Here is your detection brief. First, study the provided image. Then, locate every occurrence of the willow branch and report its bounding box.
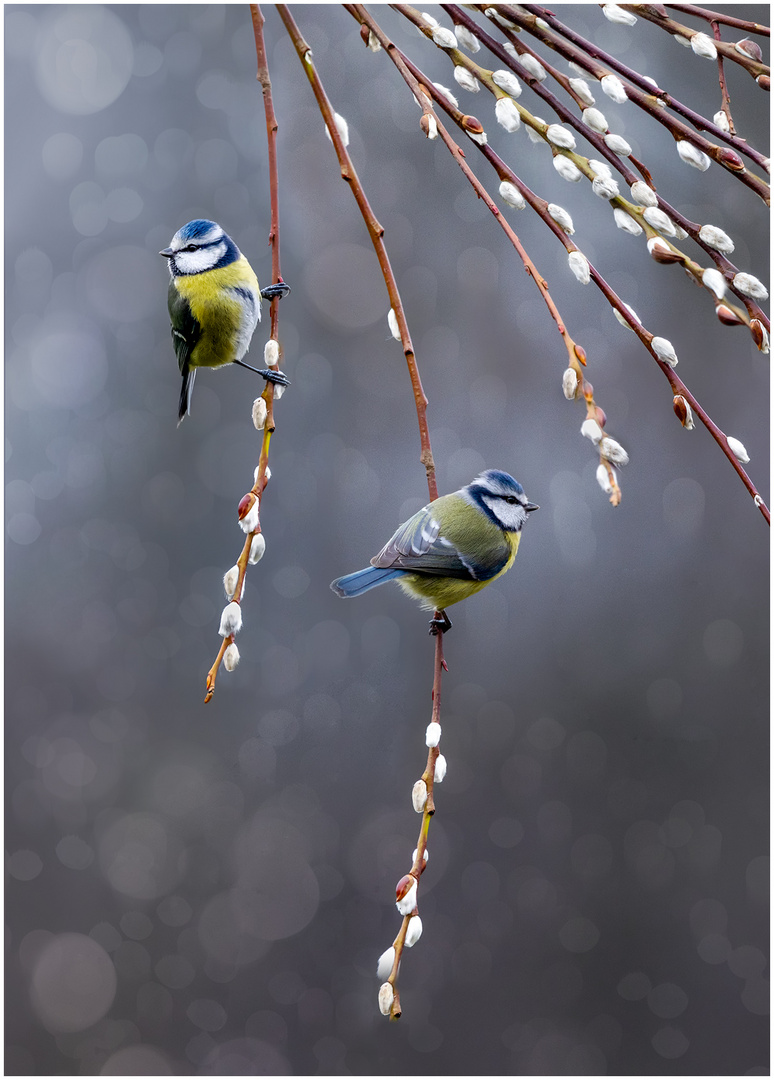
[442,5,769,327]
[624,4,770,82]
[204,3,287,703]
[666,4,770,35]
[510,4,771,189]
[277,4,437,499]
[382,9,769,522]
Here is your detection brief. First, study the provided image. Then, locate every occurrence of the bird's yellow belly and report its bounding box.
[397,532,521,610]
[175,258,257,369]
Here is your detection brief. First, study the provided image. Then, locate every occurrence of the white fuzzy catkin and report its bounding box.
[643,206,676,236]
[569,77,595,106]
[582,107,608,133]
[218,601,242,637]
[496,97,521,132]
[223,642,240,671]
[412,779,428,813]
[492,69,522,97]
[548,203,575,234]
[252,397,267,430]
[376,947,395,981]
[581,418,603,443]
[526,119,546,144]
[648,237,674,260]
[223,565,240,599]
[433,82,459,109]
[604,133,632,156]
[600,436,629,465]
[388,308,400,340]
[499,180,526,209]
[702,267,727,299]
[248,533,266,564]
[614,208,643,236]
[264,339,280,367]
[713,109,731,132]
[602,4,637,25]
[453,65,480,92]
[454,23,480,52]
[378,983,394,1016]
[601,74,627,103]
[726,436,750,463]
[554,156,582,182]
[691,32,718,59]
[518,53,547,81]
[733,273,768,300]
[674,34,691,47]
[563,367,579,398]
[325,113,349,147]
[425,722,441,747]
[405,915,423,947]
[614,302,641,330]
[546,124,576,149]
[592,174,620,200]
[467,130,487,146]
[239,499,260,535]
[588,159,613,179]
[699,225,734,253]
[596,463,615,495]
[677,140,711,171]
[432,25,457,49]
[396,878,418,915]
[568,251,590,284]
[651,336,678,366]
[434,754,447,782]
[630,180,658,207]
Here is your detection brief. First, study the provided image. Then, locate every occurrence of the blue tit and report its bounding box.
[160,219,290,423]
[331,469,538,633]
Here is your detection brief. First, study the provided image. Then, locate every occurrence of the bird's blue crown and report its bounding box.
[179,219,221,241]
[471,469,525,497]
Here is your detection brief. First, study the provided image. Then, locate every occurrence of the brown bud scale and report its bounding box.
[238,492,257,521]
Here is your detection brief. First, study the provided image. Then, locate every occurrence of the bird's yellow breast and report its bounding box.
[398,530,521,610]
[174,257,260,369]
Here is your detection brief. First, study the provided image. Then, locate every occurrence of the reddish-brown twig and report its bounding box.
[205,4,288,702]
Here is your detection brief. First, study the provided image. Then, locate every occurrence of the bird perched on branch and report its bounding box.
[160,219,290,423]
[331,469,538,633]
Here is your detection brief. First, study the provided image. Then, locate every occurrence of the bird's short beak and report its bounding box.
[525,502,540,512]
[159,247,173,258]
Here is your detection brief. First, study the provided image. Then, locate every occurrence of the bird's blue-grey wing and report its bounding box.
[168,282,200,375]
[168,283,201,422]
[370,505,478,579]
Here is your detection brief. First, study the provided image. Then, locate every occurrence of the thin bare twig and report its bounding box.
[205,3,287,702]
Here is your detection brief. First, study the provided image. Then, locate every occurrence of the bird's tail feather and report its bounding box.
[178,366,196,425]
[330,566,403,598]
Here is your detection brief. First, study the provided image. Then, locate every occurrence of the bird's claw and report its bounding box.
[258,367,290,387]
[261,281,291,302]
[428,610,452,635]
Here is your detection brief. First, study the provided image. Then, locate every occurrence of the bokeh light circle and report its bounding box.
[29,932,117,1033]
[34,7,133,115]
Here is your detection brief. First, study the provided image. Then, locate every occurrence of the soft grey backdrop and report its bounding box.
[5,4,769,1075]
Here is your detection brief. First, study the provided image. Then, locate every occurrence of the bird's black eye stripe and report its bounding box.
[503,495,518,504]
[184,244,198,252]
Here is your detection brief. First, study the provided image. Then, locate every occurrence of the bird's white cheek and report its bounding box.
[173,241,225,275]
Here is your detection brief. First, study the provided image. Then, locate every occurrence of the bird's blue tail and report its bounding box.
[330,566,404,598]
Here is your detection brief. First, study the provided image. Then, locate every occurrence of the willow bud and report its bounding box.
[726,436,750,463]
[673,395,694,429]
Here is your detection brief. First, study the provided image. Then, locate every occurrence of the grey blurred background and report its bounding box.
[5,4,769,1075]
